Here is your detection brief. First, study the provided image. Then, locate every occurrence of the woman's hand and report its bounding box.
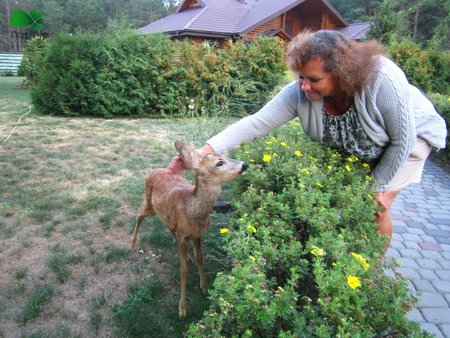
[374,191,399,216]
[167,155,187,174]
[375,192,388,217]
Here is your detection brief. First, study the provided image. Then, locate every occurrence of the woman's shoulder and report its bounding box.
[276,80,302,100]
[366,56,409,92]
[375,56,407,80]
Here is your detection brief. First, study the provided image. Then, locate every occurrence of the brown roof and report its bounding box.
[138,0,349,38]
[337,22,370,40]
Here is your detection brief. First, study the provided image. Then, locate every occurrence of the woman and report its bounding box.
[169,30,447,246]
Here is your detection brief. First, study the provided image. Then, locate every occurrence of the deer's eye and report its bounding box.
[216,160,224,167]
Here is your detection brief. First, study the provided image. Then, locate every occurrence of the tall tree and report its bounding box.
[368,0,449,48]
[329,0,383,22]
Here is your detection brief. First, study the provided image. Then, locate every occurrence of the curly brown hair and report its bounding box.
[287,30,385,95]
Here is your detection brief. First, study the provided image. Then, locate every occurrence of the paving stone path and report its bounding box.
[386,160,450,337]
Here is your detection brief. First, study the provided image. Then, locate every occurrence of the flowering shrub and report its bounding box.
[388,39,449,94]
[188,121,427,337]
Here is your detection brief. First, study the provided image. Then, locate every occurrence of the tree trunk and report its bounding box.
[364,0,372,17]
[412,7,420,41]
[5,0,12,51]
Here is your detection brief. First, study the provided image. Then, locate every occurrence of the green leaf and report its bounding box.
[9,10,33,28]
[30,10,44,30]
[32,23,43,31]
[29,9,44,22]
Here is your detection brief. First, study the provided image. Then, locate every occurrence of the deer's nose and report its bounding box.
[240,163,248,174]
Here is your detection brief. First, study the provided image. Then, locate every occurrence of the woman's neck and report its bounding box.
[323,95,354,116]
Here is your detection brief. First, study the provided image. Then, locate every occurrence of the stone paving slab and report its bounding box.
[387,160,450,337]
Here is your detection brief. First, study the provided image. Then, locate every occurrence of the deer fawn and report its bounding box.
[130,141,247,319]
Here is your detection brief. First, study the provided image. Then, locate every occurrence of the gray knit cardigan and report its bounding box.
[207,57,447,191]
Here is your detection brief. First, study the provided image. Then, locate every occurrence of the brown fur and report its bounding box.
[130,141,247,319]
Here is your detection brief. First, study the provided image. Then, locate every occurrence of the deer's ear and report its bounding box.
[174,141,201,169]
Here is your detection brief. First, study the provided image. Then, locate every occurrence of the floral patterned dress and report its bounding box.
[322,105,385,162]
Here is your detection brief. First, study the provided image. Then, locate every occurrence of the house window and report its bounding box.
[285,21,293,35]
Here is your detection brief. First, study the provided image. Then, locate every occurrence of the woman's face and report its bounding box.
[297,57,339,101]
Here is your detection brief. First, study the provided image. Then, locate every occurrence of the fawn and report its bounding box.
[130,141,248,319]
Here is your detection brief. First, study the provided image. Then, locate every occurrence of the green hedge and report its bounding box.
[388,39,449,94]
[188,121,427,337]
[18,37,49,83]
[426,92,450,166]
[30,30,286,117]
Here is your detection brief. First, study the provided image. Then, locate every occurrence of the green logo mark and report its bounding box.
[9,9,44,31]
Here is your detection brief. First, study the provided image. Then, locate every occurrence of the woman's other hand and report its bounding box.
[167,155,187,174]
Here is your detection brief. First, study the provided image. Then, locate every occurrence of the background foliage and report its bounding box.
[17,36,48,83]
[29,30,286,117]
[330,0,450,50]
[0,0,180,52]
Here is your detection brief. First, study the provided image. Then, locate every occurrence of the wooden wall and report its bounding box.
[243,16,283,41]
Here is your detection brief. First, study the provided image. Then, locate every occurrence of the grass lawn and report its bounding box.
[0,76,236,337]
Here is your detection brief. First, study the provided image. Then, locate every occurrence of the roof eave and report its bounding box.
[166,30,239,40]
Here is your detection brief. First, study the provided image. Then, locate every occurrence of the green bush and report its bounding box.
[31,31,186,117]
[427,92,450,166]
[31,30,286,117]
[188,121,427,337]
[31,32,107,116]
[388,39,450,94]
[18,37,49,84]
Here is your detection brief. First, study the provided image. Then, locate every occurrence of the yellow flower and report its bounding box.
[249,255,255,261]
[362,163,370,168]
[263,154,272,162]
[316,182,324,189]
[300,168,310,175]
[347,275,361,289]
[351,252,363,260]
[347,155,359,163]
[280,141,288,147]
[351,252,370,270]
[327,165,333,171]
[345,165,352,172]
[219,228,229,234]
[361,260,369,270]
[247,225,257,233]
[310,245,325,257]
[294,150,303,157]
[365,175,373,181]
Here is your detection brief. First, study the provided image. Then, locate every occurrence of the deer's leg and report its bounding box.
[193,237,207,294]
[177,236,188,319]
[130,199,154,249]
